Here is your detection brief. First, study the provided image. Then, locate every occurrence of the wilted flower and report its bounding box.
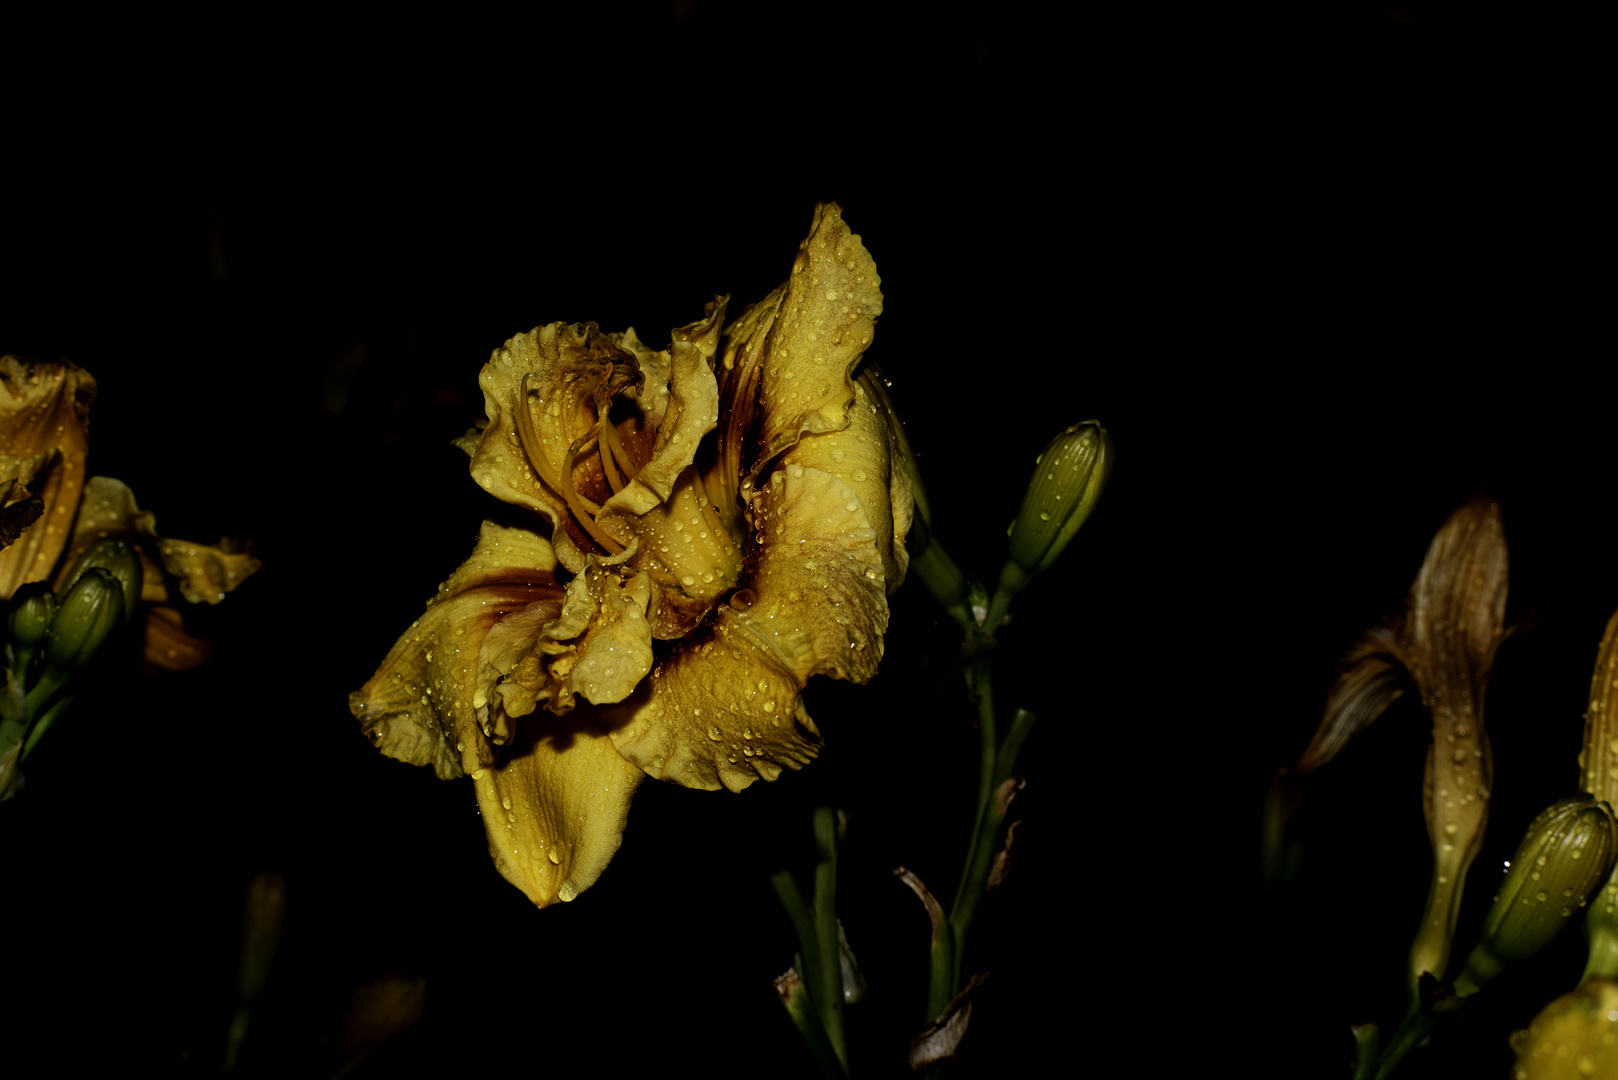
[1291,497,1508,988]
[351,204,912,907]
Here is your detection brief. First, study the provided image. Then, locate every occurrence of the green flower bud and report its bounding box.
[43,568,124,673]
[1005,421,1112,579]
[61,538,142,626]
[7,582,58,647]
[1455,795,1618,996]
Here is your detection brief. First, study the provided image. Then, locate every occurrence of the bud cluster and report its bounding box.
[1,539,140,797]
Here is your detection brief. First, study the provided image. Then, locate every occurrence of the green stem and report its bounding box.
[1350,1024,1380,1080]
[771,870,829,1018]
[774,969,847,1080]
[949,658,997,970]
[1373,1011,1438,1080]
[20,693,74,761]
[224,1004,250,1072]
[812,807,847,1071]
[23,667,66,717]
[925,910,957,1027]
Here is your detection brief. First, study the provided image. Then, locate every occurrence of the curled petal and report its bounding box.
[1295,629,1408,775]
[0,357,95,600]
[472,711,645,907]
[605,609,823,792]
[349,522,566,779]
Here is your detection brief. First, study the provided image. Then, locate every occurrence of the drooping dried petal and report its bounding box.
[0,357,96,600]
[1295,629,1409,775]
[908,972,990,1070]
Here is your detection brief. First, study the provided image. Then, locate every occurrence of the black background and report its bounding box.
[1,3,1604,1077]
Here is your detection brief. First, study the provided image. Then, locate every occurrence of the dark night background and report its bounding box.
[1,3,1603,1077]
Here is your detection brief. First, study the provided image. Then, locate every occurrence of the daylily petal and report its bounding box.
[604,606,822,792]
[58,475,262,605]
[598,300,743,618]
[467,322,642,573]
[720,203,883,497]
[471,711,645,907]
[349,522,567,779]
[0,356,96,600]
[489,559,655,720]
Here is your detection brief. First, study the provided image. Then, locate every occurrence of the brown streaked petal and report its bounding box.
[471,710,645,907]
[0,357,96,600]
[1582,606,1618,806]
[468,322,641,573]
[724,203,883,493]
[712,285,778,535]
[603,608,823,792]
[349,522,566,780]
[1295,629,1409,775]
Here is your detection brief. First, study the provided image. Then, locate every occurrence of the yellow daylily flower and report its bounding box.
[0,355,262,667]
[350,203,912,907]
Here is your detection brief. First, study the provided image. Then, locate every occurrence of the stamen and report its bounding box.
[601,414,640,484]
[598,407,625,495]
[560,428,623,554]
[698,482,733,553]
[511,380,565,495]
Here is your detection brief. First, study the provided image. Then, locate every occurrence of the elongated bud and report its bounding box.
[6,582,58,647]
[61,538,142,626]
[1454,795,1618,995]
[1004,421,1112,582]
[43,568,124,672]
